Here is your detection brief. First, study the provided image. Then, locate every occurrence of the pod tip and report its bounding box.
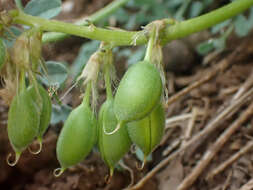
[104,173,113,184]
[130,144,137,154]
[53,168,65,177]
[28,139,42,155]
[104,168,114,184]
[136,157,146,171]
[103,121,123,135]
[109,167,114,178]
[7,152,21,166]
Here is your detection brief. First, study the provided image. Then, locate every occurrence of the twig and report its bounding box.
[166,109,204,130]
[233,69,253,100]
[162,138,181,156]
[222,170,233,190]
[177,44,248,157]
[239,178,253,190]
[166,39,248,109]
[119,161,135,190]
[165,70,217,108]
[184,107,200,140]
[130,86,253,190]
[177,102,253,190]
[165,113,192,129]
[165,54,232,109]
[207,140,253,180]
[160,127,177,145]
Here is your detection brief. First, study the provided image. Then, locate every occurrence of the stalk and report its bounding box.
[82,82,92,106]
[42,0,130,43]
[10,0,253,46]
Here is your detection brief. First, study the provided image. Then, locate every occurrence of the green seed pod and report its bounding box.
[36,86,51,141]
[114,61,162,124]
[127,103,165,165]
[28,28,42,71]
[12,32,30,69]
[7,88,40,166]
[28,84,52,154]
[98,99,131,177]
[55,102,97,176]
[0,38,6,71]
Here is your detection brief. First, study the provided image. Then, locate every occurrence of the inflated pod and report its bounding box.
[55,102,97,176]
[98,99,131,176]
[28,84,52,153]
[7,88,40,165]
[36,86,52,141]
[114,61,162,124]
[127,103,165,163]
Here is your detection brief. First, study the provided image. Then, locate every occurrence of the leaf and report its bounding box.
[71,41,100,78]
[211,19,231,34]
[196,39,214,55]
[111,8,129,23]
[203,0,214,7]
[127,46,145,65]
[40,61,68,87]
[234,15,250,37]
[124,15,137,30]
[2,26,22,47]
[189,1,204,18]
[0,38,6,71]
[249,7,253,27]
[24,0,61,19]
[213,37,226,51]
[117,46,145,66]
[166,0,185,8]
[135,147,152,162]
[51,104,72,125]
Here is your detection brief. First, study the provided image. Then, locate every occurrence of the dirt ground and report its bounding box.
[1,0,253,190]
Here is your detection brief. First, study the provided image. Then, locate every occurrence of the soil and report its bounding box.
[1,0,253,190]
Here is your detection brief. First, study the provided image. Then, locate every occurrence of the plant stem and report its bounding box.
[162,0,253,44]
[144,27,156,62]
[42,0,130,43]
[11,0,253,46]
[12,10,138,46]
[82,82,92,105]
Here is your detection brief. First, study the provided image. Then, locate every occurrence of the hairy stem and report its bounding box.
[10,0,253,46]
[12,10,137,46]
[82,82,92,105]
[42,0,130,43]
[144,27,156,62]
[162,0,253,44]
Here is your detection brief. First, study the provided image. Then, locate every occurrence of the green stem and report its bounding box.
[144,27,156,62]
[12,10,137,46]
[162,0,253,44]
[42,0,130,43]
[174,0,191,20]
[82,82,92,105]
[10,0,253,46]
